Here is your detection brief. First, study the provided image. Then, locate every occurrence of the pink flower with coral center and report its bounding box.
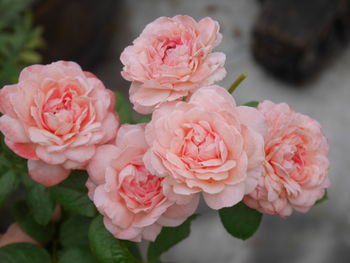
[244,101,330,217]
[87,124,199,242]
[120,15,226,114]
[144,85,267,210]
[119,164,166,213]
[0,61,119,186]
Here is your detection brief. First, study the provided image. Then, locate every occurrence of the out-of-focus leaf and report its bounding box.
[59,247,97,263]
[0,243,51,263]
[0,170,20,206]
[114,91,133,124]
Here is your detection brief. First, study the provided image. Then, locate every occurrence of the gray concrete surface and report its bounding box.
[95,0,350,262]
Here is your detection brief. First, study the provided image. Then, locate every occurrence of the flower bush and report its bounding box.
[0,15,330,263]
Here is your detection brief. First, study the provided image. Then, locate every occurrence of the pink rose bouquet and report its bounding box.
[0,14,330,263]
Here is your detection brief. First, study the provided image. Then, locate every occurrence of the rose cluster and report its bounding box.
[0,15,330,242]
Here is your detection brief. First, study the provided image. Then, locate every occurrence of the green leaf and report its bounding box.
[26,182,55,225]
[50,171,96,217]
[89,216,137,263]
[18,50,41,64]
[12,201,54,243]
[59,247,97,263]
[123,241,142,261]
[134,115,151,124]
[219,202,262,240]
[243,101,259,107]
[0,170,19,206]
[114,91,133,124]
[147,214,198,262]
[316,190,328,205]
[0,243,51,263]
[60,215,92,248]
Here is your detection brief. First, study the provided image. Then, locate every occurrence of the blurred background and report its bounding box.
[1,0,350,262]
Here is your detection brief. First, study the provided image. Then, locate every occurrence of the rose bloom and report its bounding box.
[144,86,266,210]
[0,61,119,186]
[86,124,199,242]
[0,223,38,247]
[120,15,226,114]
[244,101,330,218]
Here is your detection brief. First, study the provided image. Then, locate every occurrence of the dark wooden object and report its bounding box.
[32,0,118,71]
[253,0,350,83]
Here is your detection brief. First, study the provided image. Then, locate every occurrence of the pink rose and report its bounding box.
[244,101,330,218]
[0,61,119,186]
[0,223,38,247]
[86,124,199,242]
[120,15,226,114]
[144,86,266,210]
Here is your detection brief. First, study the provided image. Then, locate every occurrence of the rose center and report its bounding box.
[180,122,226,169]
[161,39,184,64]
[119,165,165,212]
[41,88,89,136]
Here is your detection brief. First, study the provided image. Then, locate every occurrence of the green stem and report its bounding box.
[228,73,247,94]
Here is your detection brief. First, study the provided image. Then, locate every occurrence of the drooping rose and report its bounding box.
[0,61,119,186]
[86,124,199,242]
[143,86,266,210]
[0,223,38,247]
[120,15,226,114]
[244,101,330,218]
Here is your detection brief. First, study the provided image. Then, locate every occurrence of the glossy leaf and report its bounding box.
[12,201,54,243]
[49,171,96,217]
[60,215,91,248]
[26,182,55,225]
[59,247,97,263]
[219,202,262,240]
[89,216,137,263]
[0,243,51,263]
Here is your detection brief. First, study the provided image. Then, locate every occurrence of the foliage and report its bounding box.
[0,0,43,87]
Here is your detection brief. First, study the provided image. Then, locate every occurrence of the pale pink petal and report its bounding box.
[237,106,267,137]
[64,146,96,163]
[36,146,66,165]
[142,223,162,242]
[28,160,70,187]
[100,112,120,144]
[203,183,245,209]
[87,145,120,185]
[0,85,18,118]
[0,115,29,143]
[5,139,38,160]
[159,194,199,226]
